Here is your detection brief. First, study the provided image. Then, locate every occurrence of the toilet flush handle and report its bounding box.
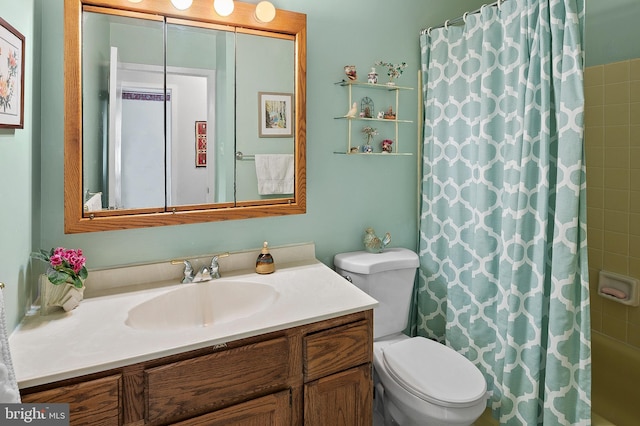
[341,275,353,283]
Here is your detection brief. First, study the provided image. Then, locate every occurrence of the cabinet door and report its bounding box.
[20,374,122,426]
[173,389,291,426]
[304,365,372,426]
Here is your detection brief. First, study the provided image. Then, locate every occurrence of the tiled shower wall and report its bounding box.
[584,59,640,348]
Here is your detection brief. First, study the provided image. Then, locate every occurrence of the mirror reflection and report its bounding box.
[81,9,294,212]
[235,32,294,202]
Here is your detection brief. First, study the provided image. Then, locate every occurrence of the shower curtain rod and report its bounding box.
[420,0,509,35]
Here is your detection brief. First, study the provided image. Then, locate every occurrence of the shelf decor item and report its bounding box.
[383,106,396,120]
[361,97,374,118]
[32,247,88,314]
[361,125,378,153]
[367,67,378,84]
[344,65,357,81]
[344,102,358,118]
[381,139,393,153]
[375,61,407,86]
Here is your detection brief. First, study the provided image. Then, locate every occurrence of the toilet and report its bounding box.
[334,248,487,426]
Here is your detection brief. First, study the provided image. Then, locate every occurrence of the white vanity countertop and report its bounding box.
[9,258,378,388]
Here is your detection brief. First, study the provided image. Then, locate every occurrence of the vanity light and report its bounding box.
[214,0,235,17]
[255,1,276,23]
[128,0,143,3]
[170,0,193,10]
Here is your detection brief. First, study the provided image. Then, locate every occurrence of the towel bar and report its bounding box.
[236,151,255,160]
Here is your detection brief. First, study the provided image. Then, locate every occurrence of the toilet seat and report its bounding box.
[382,337,487,408]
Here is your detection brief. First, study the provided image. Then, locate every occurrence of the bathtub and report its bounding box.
[473,330,639,426]
[592,331,640,426]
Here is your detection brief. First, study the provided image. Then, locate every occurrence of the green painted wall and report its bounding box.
[585,0,640,66]
[0,0,35,332]
[3,0,488,332]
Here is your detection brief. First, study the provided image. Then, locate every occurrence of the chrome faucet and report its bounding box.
[194,265,213,282]
[172,253,229,283]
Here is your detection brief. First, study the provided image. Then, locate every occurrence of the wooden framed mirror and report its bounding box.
[64,0,306,233]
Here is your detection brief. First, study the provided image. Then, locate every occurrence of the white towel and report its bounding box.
[255,154,294,195]
[84,192,103,212]
[0,290,20,402]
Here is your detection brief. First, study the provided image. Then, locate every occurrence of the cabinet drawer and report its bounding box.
[172,389,291,426]
[304,320,372,382]
[21,374,122,426]
[145,336,291,424]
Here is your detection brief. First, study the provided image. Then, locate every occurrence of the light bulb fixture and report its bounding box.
[214,0,235,17]
[170,0,193,10]
[255,1,276,23]
[128,0,143,3]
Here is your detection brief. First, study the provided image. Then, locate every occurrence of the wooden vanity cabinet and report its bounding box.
[19,310,373,425]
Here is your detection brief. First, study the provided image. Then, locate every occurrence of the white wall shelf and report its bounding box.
[333,81,414,155]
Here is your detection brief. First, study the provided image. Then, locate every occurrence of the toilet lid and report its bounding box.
[382,337,487,407]
[334,248,419,274]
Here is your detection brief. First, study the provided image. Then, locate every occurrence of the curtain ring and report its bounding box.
[497,0,503,10]
[480,4,487,13]
[444,19,450,29]
[463,12,469,23]
[427,27,432,36]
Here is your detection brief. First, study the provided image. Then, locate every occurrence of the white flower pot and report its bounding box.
[39,274,85,315]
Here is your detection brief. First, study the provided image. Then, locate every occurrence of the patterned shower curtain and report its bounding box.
[415,0,590,424]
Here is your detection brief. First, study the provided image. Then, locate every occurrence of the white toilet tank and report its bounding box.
[334,248,419,339]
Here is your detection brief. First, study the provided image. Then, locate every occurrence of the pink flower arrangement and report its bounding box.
[32,247,88,288]
[381,139,394,153]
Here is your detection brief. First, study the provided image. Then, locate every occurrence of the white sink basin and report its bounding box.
[125,281,278,330]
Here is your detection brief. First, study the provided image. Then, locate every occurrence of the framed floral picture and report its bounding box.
[0,17,24,129]
[258,92,293,137]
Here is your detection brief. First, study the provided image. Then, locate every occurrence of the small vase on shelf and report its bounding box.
[375,61,408,87]
[367,67,378,84]
[344,65,357,81]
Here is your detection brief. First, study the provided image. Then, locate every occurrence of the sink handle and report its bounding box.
[171,259,194,283]
[210,252,229,279]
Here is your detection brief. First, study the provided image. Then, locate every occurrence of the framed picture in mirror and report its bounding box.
[195,121,207,167]
[0,16,24,129]
[259,92,293,137]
